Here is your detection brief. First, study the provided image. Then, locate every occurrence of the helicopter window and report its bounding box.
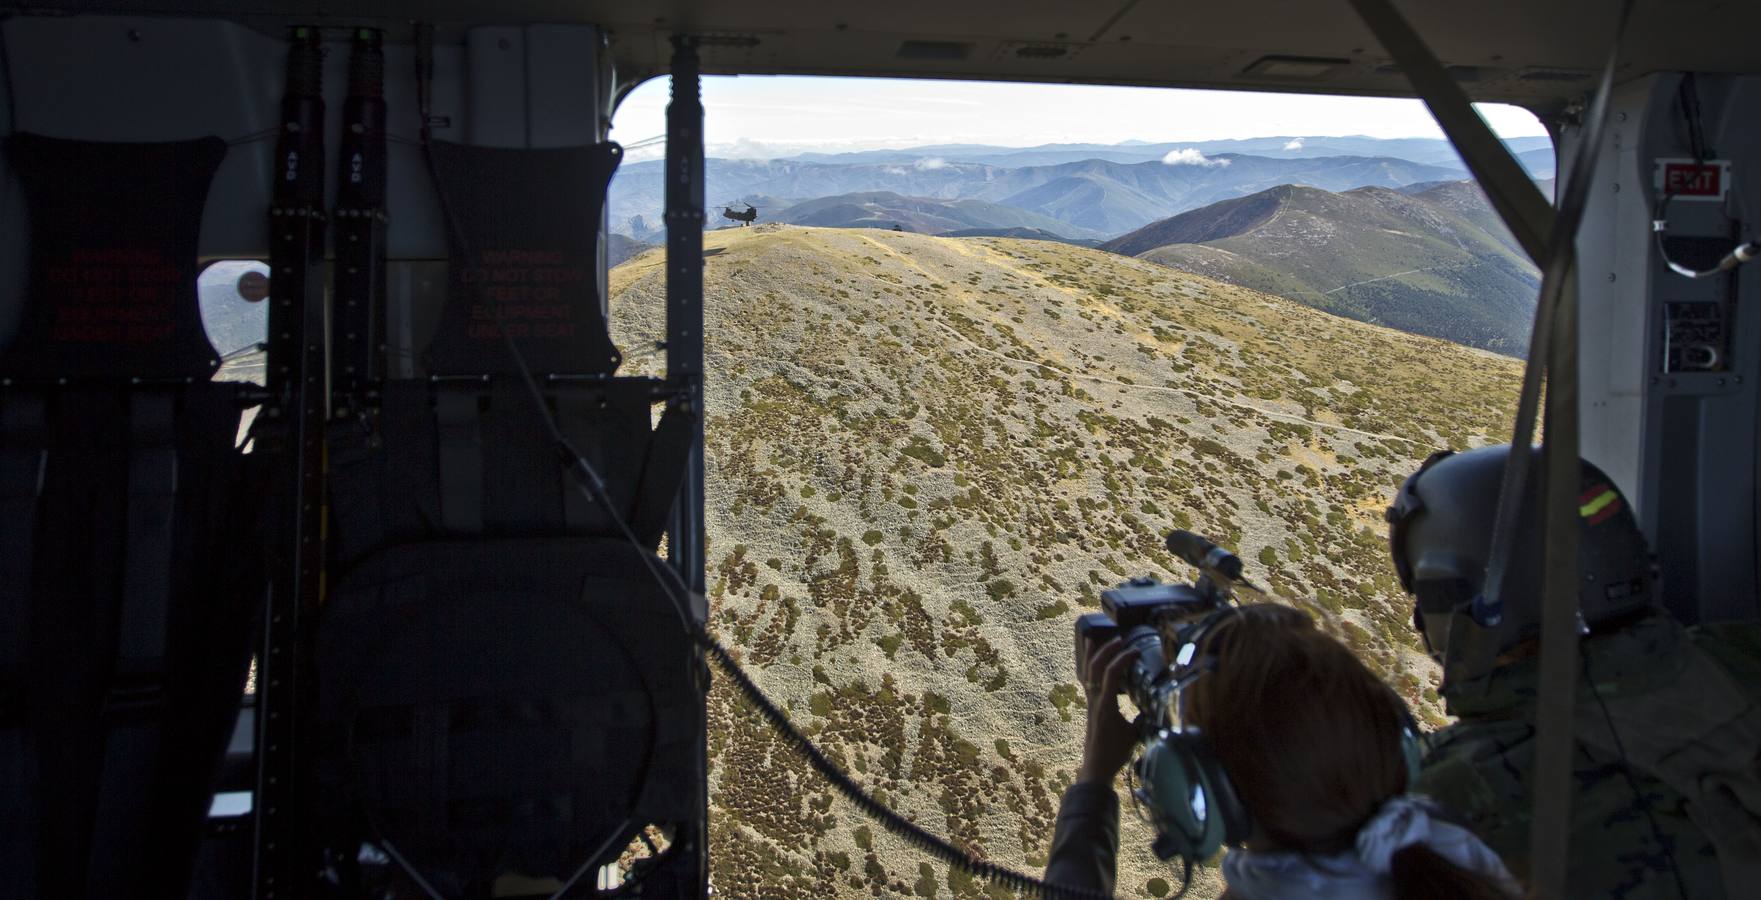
[197,258,270,385]
[608,73,1548,893]
[207,791,253,819]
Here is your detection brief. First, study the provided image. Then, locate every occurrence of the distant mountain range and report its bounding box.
[1101,181,1539,354]
[610,136,1553,242]
[781,135,1553,170]
[608,136,1551,355]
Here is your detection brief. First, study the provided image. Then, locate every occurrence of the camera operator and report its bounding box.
[1389,445,1761,898]
[1046,602,1517,898]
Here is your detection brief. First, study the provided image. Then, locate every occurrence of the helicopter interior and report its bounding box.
[0,1,1757,898]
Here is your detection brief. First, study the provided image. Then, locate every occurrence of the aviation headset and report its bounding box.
[1131,606,1423,866]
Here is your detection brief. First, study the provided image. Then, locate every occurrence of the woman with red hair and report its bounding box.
[1046,603,1518,899]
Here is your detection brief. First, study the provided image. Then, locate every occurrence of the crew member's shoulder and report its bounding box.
[1414,717,1533,825]
[1688,620,1761,691]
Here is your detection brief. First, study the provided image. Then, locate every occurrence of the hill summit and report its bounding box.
[1101,181,1539,354]
[610,225,1519,897]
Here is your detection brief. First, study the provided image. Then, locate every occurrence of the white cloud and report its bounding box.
[1161,148,1230,167]
[1283,137,1305,151]
[883,165,908,176]
[612,75,1548,159]
[914,156,947,171]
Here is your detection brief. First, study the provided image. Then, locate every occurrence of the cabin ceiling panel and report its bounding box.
[18,1,1761,114]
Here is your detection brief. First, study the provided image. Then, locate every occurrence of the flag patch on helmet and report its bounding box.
[1579,484,1623,524]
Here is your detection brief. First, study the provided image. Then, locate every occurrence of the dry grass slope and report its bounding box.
[609,225,1520,899]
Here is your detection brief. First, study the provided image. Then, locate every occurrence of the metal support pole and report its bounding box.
[333,28,388,420]
[664,37,706,600]
[254,25,328,900]
[661,35,711,896]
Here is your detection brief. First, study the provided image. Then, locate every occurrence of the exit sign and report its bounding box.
[1654,158,1731,201]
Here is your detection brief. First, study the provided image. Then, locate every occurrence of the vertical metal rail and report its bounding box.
[661,35,711,894]
[333,28,388,421]
[253,26,327,900]
[664,37,705,598]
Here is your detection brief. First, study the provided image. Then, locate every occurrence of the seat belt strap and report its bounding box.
[435,387,486,533]
[119,390,179,678]
[555,392,610,533]
[632,403,695,548]
[0,391,48,894]
[1345,0,1554,264]
[87,389,181,892]
[0,392,48,691]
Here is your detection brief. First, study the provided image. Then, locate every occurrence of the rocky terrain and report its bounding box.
[608,225,1521,898]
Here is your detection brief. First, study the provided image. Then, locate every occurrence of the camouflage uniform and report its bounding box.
[1415,613,1761,899]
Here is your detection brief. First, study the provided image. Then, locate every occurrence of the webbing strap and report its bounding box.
[0,393,48,682]
[435,388,485,533]
[633,403,695,548]
[1347,3,1633,896]
[0,392,47,896]
[1346,0,1555,264]
[86,390,182,893]
[119,391,179,675]
[1531,276,1583,895]
[555,393,611,533]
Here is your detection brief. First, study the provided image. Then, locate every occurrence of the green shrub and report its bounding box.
[1034,600,1071,620]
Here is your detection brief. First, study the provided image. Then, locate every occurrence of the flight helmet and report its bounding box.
[1385,444,1656,688]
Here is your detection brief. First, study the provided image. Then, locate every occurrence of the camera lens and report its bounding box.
[1122,625,1170,717]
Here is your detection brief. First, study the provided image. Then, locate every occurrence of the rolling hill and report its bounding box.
[608,225,1520,897]
[774,191,1105,240]
[607,232,655,267]
[1102,181,1540,354]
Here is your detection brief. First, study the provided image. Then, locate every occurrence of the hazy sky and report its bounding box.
[612,75,1546,159]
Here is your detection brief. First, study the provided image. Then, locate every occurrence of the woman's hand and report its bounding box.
[1078,636,1141,785]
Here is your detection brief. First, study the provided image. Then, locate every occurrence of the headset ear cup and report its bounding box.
[1183,732,1252,846]
[1140,731,1249,863]
[1400,724,1424,789]
[1408,729,1422,792]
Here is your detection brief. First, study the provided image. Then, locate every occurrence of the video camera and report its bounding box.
[1072,530,1260,732]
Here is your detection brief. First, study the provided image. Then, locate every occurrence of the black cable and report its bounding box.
[1680,74,1710,164]
[1652,74,1757,279]
[406,23,1111,898]
[1579,651,1689,899]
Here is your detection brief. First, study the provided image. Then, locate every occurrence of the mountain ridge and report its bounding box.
[774,190,1107,239]
[1104,181,1539,354]
[611,151,1473,240]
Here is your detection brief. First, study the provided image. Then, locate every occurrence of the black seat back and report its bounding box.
[317,138,703,892]
[0,133,259,900]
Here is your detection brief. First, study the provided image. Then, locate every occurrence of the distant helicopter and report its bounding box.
[721,202,760,226]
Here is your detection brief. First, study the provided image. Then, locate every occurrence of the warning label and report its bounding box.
[457,248,588,340]
[42,247,181,344]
